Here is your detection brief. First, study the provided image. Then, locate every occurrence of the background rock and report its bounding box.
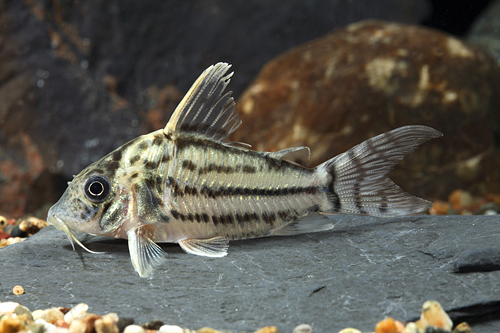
[0,215,499,332]
[233,20,500,201]
[0,0,430,218]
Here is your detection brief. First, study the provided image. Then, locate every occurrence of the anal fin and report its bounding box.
[178,236,229,257]
[272,214,334,236]
[127,227,166,278]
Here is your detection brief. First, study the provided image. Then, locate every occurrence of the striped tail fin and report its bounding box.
[317,125,442,217]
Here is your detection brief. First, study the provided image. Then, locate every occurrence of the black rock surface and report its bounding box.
[1,215,499,332]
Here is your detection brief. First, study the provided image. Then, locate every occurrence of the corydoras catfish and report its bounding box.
[47,62,442,277]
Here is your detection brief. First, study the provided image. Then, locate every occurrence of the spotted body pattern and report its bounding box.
[48,63,442,277]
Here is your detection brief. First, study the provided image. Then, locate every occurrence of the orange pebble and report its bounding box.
[12,285,24,295]
[449,189,473,211]
[429,201,450,215]
[420,301,453,331]
[56,319,70,328]
[375,317,398,333]
[394,321,404,333]
[254,326,278,333]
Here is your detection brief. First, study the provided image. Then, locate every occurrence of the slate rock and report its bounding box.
[0,1,429,218]
[233,20,500,200]
[0,215,499,332]
[455,248,500,273]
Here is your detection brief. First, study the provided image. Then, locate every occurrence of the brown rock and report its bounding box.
[234,20,500,200]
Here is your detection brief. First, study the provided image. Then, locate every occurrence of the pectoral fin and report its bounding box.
[127,227,166,278]
[178,236,229,257]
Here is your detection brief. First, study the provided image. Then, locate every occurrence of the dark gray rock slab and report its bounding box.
[1,215,499,332]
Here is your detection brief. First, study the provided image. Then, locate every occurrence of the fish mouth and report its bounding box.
[47,209,103,255]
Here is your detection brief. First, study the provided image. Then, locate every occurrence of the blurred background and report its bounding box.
[0,0,499,219]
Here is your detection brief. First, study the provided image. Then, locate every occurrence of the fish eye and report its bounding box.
[84,176,110,203]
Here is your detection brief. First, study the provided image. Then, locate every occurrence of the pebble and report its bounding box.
[453,322,476,333]
[475,202,500,215]
[35,307,65,324]
[196,328,222,333]
[338,329,362,333]
[158,325,183,333]
[117,318,135,333]
[69,319,87,333]
[195,328,220,333]
[292,324,312,333]
[419,300,453,331]
[374,317,398,333]
[83,313,103,332]
[0,302,20,316]
[0,237,25,248]
[0,315,25,333]
[35,318,57,331]
[12,285,24,295]
[0,216,7,229]
[19,217,49,235]
[13,305,33,322]
[30,322,46,333]
[13,305,31,316]
[142,319,164,330]
[123,325,146,333]
[56,319,70,328]
[401,322,418,333]
[253,327,277,333]
[64,303,89,324]
[9,226,26,238]
[95,314,119,333]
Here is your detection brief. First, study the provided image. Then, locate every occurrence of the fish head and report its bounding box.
[47,149,131,250]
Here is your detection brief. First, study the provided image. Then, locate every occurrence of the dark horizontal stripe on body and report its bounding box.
[200,185,318,198]
[169,204,320,229]
[167,177,318,198]
[180,159,259,175]
[175,135,315,175]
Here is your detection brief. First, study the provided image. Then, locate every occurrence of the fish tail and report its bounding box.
[316,125,442,217]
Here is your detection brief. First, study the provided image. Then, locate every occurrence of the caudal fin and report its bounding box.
[316,125,442,217]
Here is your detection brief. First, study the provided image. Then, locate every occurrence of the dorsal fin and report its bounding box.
[164,63,242,142]
[268,146,311,167]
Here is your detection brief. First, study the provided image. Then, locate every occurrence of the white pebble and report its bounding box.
[64,303,89,324]
[102,313,119,322]
[0,302,20,315]
[338,329,362,333]
[293,324,313,333]
[123,325,146,333]
[402,322,418,333]
[35,318,57,331]
[158,325,184,333]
